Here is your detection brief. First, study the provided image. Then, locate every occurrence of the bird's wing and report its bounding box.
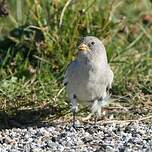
[63,60,78,86]
[105,64,114,92]
[97,64,113,106]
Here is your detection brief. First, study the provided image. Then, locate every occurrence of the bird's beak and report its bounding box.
[78,43,90,52]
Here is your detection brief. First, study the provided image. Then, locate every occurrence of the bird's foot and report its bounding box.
[71,110,83,129]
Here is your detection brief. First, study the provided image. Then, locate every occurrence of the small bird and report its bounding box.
[64,36,114,127]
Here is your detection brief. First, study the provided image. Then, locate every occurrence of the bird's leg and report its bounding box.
[72,110,76,128]
[94,102,102,125]
[71,94,77,128]
[98,96,109,122]
[94,114,97,125]
[91,100,101,124]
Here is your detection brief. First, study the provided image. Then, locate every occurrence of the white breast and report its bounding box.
[66,61,107,102]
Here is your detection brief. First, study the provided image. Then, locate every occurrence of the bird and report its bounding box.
[64,36,114,127]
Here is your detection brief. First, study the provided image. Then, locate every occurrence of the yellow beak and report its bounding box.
[78,43,90,52]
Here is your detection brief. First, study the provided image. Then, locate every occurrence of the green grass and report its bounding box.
[0,0,152,128]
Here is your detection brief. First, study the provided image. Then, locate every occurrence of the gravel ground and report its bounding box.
[0,121,152,152]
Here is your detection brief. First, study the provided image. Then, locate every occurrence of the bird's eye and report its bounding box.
[91,42,95,45]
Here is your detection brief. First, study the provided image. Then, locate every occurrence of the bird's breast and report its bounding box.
[70,62,105,101]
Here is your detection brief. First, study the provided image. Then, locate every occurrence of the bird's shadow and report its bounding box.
[0,105,69,130]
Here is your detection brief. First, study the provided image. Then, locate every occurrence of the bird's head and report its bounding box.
[77,36,107,63]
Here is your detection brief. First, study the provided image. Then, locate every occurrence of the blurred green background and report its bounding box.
[0,0,151,127]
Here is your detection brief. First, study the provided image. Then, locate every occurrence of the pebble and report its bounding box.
[0,122,152,152]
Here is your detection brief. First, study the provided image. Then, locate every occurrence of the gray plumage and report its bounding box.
[64,36,114,126]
